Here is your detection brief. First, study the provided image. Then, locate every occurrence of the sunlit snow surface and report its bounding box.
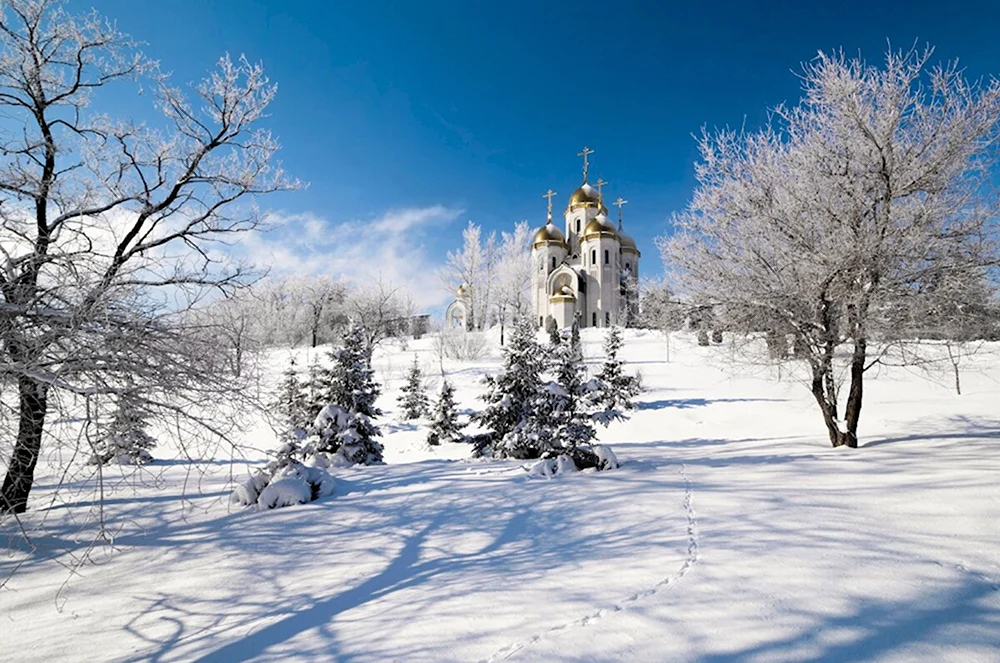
[3,329,999,662]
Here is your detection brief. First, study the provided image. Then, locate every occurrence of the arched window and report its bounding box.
[591,249,596,265]
[604,249,609,265]
[592,312,597,327]
[539,316,543,326]
[576,219,581,233]
[626,262,631,271]
[605,312,610,325]
[550,256,556,270]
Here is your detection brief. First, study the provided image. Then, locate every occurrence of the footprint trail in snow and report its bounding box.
[482,463,701,662]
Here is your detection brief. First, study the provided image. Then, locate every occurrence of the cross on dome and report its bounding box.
[542,188,557,222]
[577,146,594,182]
[613,196,628,229]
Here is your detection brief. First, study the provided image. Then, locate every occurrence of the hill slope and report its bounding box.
[2,330,999,662]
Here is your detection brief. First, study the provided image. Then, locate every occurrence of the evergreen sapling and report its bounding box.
[594,326,641,424]
[427,380,464,446]
[398,356,430,419]
[90,396,156,466]
[473,316,546,458]
[313,322,385,464]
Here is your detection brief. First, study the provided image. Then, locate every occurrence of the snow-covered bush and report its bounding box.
[528,445,619,479]
[427,380,464,446]
[397,356,430,419]
[230,462,335,510]
[89,397,156,466]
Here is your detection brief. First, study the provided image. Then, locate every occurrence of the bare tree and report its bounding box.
[662,46,1000,448]
[0,0,298,514]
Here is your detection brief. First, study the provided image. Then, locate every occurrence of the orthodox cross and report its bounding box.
[595,178,608,205]
[542,188,557,221]
[577,146,594,182]
[612,196,628,229]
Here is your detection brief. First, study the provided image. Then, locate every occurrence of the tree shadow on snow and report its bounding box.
[636,397,787,411]
[697,576,1000,663]
[863,415,1000,448]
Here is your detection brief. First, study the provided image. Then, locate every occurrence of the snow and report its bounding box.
[2,329,1000,662]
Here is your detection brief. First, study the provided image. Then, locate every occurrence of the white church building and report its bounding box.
[531,148,640,329]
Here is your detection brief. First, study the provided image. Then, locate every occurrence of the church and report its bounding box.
[531,147,640,329]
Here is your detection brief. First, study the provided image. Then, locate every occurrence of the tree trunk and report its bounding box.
[0,377,50,514]
[810,362,843,447]
[842,337,866,449]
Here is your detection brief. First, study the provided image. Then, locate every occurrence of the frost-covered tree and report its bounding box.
[89,397,156,466]
[443,222,485,330]
[474,316,546,458]
[0,0,298,514]
[494,221,533,344]
[662,46,1000,448]
[427,380,464,446]
[312,323,384,464]
[594,327,641,417]
[398,357,430,420]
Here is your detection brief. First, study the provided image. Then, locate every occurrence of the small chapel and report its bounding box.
[531,147,640,329]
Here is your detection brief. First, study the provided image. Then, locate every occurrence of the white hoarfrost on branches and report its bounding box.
[442,220,532,343]
[0,0,299,524]
[661,45,1000,448]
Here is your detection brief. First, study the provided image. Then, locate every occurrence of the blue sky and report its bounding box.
[82,0,1000,307]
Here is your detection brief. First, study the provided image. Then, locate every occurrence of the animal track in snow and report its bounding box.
[482,463,701,662]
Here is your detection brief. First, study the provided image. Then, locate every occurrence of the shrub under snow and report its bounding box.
[231,462,335,511]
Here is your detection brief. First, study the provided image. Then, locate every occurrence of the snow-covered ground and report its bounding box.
[2,330,999,662]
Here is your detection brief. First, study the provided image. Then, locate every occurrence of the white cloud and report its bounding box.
[240,205,463,310]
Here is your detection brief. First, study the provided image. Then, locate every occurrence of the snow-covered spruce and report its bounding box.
[473,316,547,458]
[275,357,312,444]
[594,325,641,421]
[309,322,384,465]
[530,338,617,472]
[88,396,156,466]
[397,356,430,420]
[427,380,464,446]
[475,317,618,472]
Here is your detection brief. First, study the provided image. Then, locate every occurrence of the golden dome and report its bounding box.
[532,222,566,247]
[581,215,617,241]
[619,232,640,254]
[568,183,601,210]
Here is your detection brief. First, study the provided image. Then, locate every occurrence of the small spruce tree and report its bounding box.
[276,357,311,439]
[569,318,583,361]
[313,322,384,464]
[474,316,546,458]
[545,315,560,345]
[594,326,641,420]
[538,340,600,466]
[397,356,430,419]
[90,396,156,466]
[427,380,464,446]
